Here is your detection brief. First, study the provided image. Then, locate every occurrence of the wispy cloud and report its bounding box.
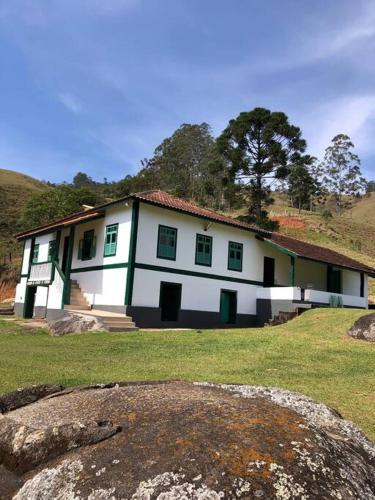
[57,93,83,114]
[302,94,375,159]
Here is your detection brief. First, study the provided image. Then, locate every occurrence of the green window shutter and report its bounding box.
[78,239,83,260]
[104,224,118,257]
[195,234,212,266]
[32,244,39,264]
[157,225,177,260]
[228,242,243,271]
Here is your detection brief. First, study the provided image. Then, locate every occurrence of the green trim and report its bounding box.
[125,200,139,305]
[157,224,178,261]
[195,233,212,267]
[259,237,297,257]
[288,256,296,286]
[27,238,36,279]
[227,241,243,272]
[134,262,263,286]
[20,273,28,278]
[71,263,128,273]
[63,226,75,305]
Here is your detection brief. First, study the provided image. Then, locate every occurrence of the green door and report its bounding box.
[23,286,37,319]
[220,290,237,324]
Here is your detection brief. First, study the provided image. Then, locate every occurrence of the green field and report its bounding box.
[0,308,374,439]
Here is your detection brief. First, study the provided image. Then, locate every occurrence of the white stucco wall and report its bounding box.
[136,204,263,281]
[70,204,132,271]
[75,268,128,306]
[34,233,55,262]
[132,268,258,314]
[21,239,32,275]
[133,203,263,314]
[34,286,48,308]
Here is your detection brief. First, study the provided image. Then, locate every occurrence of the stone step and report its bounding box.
[99,316,134,324]
[0,308,14,315]
[104,325,139,332]
[102,321,137,328]
[64,304,91,311]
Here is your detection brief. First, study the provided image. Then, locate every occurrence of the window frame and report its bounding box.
[32,244,39,264]
[103,223,119,257]
[157,224,178,261]
[195,233,213,267]
[227,241,243,272]
[47,240,56,262]
[81,229,95,261]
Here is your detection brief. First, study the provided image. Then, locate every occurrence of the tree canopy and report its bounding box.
[321,134,367,215]
[217,107,306,228]
[20,185,104,229]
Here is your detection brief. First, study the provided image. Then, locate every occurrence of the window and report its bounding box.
[195,234,212,266]
[48,240,56,262]
[104,224,118,257]
[78,230,96,261]
[32,244,39,264]
[157,225,177,260]
[228,241,243,271]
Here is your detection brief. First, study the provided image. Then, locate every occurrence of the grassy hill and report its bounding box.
[0,169,48,300]
[0,168,47,260]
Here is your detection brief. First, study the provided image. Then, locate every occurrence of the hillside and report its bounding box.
[0,169,48,299]
[0,169,47,259]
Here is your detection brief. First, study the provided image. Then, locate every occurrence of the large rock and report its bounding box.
[48,313,105,336]
[0,381,374,499]
[348,313,375,342]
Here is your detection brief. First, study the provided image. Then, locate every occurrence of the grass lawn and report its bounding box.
[0,308,374,439]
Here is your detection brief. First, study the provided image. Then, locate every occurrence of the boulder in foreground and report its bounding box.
[348,312,375,342]
[0,381,374,499]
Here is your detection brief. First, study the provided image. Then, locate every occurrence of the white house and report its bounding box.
[14,190,375,328]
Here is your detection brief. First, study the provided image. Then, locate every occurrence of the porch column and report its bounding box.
[288,256,296,286]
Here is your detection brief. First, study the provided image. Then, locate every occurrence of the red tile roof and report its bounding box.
[15,211,104,239]
[135,190,266,233]
[265,233,375,277]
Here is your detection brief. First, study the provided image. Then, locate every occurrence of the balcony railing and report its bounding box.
[28,262,53,284]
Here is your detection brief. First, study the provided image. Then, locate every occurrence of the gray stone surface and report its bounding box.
[348,313,375,342]
[0,381,374,499]
[47,313,106,336]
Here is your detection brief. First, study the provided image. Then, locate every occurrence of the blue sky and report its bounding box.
[0,0,374,183]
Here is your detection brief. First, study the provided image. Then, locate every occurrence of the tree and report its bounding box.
[217,107,306,228]
[321,134,367,215]
[20,185,104,229]
[72,172,95,189]
[367,180,375,193]
[117,123,228,209]
[288,156,317,213]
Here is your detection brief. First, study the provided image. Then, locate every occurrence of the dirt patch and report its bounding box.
[270,215,306,228]
[0,381,374,499]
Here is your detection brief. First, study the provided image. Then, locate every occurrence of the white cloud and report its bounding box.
[57,93,83,114]
[302,94,375,159]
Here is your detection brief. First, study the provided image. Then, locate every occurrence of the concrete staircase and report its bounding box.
[65,280,91,311]
[265,307,308,327]
[0,305,14,316]
[64,280,138,332]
